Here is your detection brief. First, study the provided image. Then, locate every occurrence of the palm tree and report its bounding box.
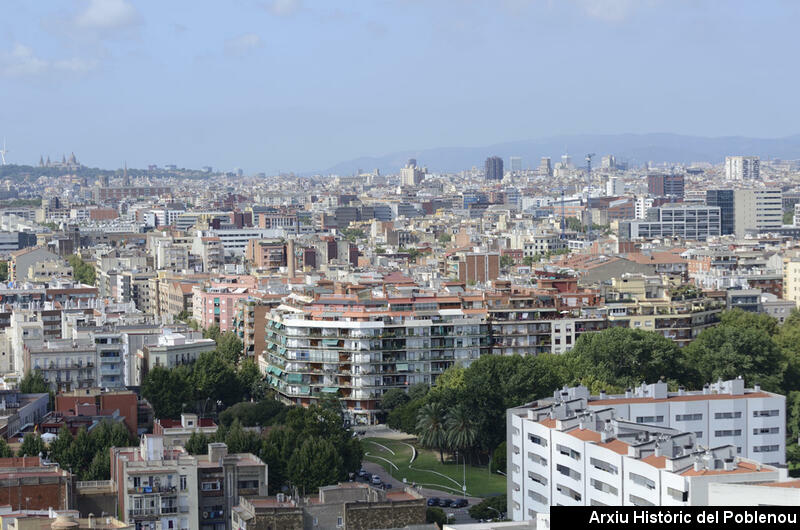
[416,402,447,463]
[445,404,478,463]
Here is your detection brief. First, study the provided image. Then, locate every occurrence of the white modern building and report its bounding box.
[733,188,782,237]
[506,380,786,520]
[725,156,760,181]
[606,177,623,197]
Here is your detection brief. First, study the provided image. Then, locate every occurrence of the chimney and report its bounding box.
[599,389,607,400]
[754,382,761,392]
[625,388,632,398]
[702,384,710,395]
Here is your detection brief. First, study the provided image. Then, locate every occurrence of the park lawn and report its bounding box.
[361,437,506,498]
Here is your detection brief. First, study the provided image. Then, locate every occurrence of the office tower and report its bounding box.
[561,153,572,168]
[400,158,424,187]
[733,188,782,237]
[509,156,522,173]
[647,173,685,199]
[485,156,504,180]
[539,157,553,177]
[620,204,721,241]
[705,189,735,235]
[601,154,616,169]
[725,156,760,181]
[605,177,623,197]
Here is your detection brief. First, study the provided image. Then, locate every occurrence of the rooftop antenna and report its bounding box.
[0,138,8,165]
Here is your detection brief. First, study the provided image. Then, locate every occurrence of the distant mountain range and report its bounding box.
[322,133,800,175]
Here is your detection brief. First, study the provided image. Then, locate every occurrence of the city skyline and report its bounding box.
[3,1,800,173]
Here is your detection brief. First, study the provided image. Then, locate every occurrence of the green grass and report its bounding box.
[362,437,506,498]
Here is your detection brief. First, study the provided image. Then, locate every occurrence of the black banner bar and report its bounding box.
[551,506,800,529]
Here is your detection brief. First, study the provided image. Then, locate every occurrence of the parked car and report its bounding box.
[371,475,382,485]
[383,483,393,490]
[452,498,469,508]
[438,498,453,507]
[427,497,440,507]
[357,469,368,479]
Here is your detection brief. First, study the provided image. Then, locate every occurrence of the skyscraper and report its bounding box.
[647,173,684,199]
[400,158,425,187]
[725,156,760,181]
[733,188,782,237]
[705,189,735,235]
[485,156,503,180]
[509,156,522,173]
[539,157,552,177]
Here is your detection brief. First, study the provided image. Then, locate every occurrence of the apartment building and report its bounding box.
[136,331,215,385]
[192,286,252,332]
[153,413,218,449]
[585,379,786,465]
[232,296,282,362]
[262,294,490,424]
[111,437,267,530]
[26,339,98,392]
[733,188,782,237]
[620,205,721,241]
[506,384,784,519]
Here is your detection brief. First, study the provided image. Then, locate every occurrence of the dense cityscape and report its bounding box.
[5,1,800,529]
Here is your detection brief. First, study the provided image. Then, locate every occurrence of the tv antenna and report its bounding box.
[0,138,8,165]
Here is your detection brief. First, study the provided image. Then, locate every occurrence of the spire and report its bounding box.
[123,161,129,186]
[39,155,44,167]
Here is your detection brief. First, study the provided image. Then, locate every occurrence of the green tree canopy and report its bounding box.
[288,437,344,494]
[19,370,49,393]
[380,388,410,411]
[192,351,241,407]
[142,365,193,419]
[18,433,46,457]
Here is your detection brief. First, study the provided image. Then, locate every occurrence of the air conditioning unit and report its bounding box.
[202,512,209,520]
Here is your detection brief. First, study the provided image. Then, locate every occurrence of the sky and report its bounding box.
[1,0,799,173]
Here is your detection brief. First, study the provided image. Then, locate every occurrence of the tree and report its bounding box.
[438,233,452,244]
[0,261,7,282]
[490,442,507,474]
[217,332,244,364]
[288,437,344,493]
[185,431,210,455]
[720,308,778,336]
[683,322,785,392]
[192,351,242,407]
[387,397,424,434]
[19,370,49,393]
[48,426,74,468]
[219,399,287,428]
[468,494,507,520]
[203,325,221,343]
[0,438,13,458]
[142,366,193,419]
[85,451,111,481]
[522,256,535,267]
[380,388,410,411]
[67,255,96,285]
[426,507,447,526]
[18,433,46,457]
[445,404,478,461]
[407,383,429,402]
[564,327,686,389]
[416,402,448,463]
[237,359,263,400]
[224,420,262,454]
[500,255,515,268]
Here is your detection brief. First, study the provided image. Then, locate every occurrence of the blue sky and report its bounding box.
[1,0,798,173]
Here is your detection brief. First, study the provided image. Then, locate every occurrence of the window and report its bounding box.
[590,478,618,496]
[180,475,187,491]
[201,481,220,491]
[528,471,547,486]
[630,494,655,506]
[528,433,547,447]
[714,429,742,437]
[753,409,780,417]
[667,487,689,502]
[528,452,547,466]
[337,517,343,527]
[556,464,581,481]
[629,472,655,490]
[590,457,618,475]
[556,484,581,502]
[675,413,702,422]
[528,490,548,504]
[635,416,664,424]
[753,427,780,435]
[714,411,741,419]
[556,444,581,461]
[753,445,780,453]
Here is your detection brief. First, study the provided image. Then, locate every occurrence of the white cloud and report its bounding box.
[267,0,303,16]
[0,43,98,78]
[73,0,141,31]
[225,33,263,56]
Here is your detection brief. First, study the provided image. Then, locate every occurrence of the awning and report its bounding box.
[287,373,303,383]
[267,330,274,337]
[322,339,339,347]
[278,347,286,355]
[299,386,310,394]
[267,366,283,377]
[322,387,339,393]
[396,363,409,372]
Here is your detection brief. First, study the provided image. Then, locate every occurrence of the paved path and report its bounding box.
[360,460,482,525]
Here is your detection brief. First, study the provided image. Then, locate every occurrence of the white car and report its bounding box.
[371,475,382,485]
